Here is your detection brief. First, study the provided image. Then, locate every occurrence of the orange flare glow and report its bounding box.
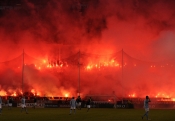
[65,93,69,97]
[11,92,17,96]
[0,90,7,96]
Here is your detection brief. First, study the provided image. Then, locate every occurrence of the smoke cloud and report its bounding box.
[0,0,175,98]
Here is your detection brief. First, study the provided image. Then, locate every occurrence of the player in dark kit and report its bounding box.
[33,97,37,109]
[86,97,92,112]
[0,96,2,114]
[76,96,82,110]
[8,97,13,110]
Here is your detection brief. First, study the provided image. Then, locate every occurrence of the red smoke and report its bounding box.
[0,0,175,99]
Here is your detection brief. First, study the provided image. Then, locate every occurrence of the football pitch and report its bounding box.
[0,107,174,121]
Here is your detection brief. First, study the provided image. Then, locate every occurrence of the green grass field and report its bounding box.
[0,107,174,121]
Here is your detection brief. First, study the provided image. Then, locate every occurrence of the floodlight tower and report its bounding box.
[22,49,24,95]
[122,49,124,101]
[78,50,80,96]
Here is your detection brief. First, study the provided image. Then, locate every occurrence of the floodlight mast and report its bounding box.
[22,49,24,95]
[122,49,124,101]
[78,50,80,96]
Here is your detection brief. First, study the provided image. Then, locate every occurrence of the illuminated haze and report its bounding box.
[0,0,175,98]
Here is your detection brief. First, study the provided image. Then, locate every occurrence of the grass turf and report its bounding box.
[0,107,174,121]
